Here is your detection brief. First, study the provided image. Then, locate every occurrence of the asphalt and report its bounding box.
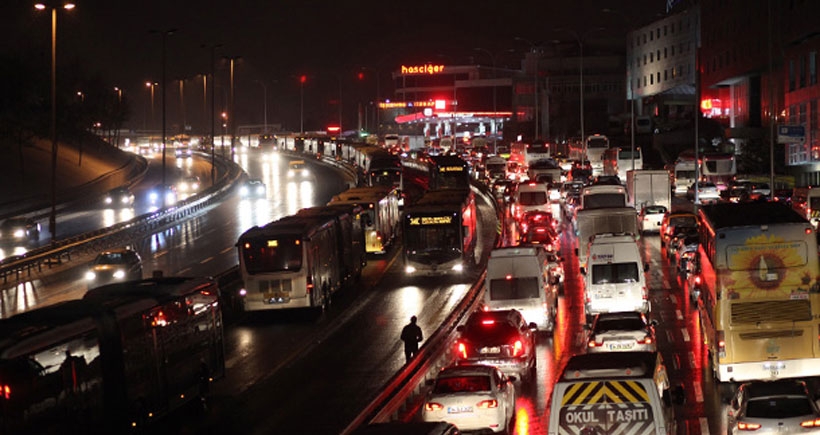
[0,136,144,220]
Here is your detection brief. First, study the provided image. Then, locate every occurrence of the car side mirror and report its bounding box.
[580,267,586,275]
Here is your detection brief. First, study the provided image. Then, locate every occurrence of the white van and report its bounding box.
[547,351,684,435]
[581,233,649,324]
[483,246,558,333]
[510,181,551,221]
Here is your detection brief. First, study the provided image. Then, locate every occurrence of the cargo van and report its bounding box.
[483,245,558,333]
[581,233,649,324]
[547,351,684,435]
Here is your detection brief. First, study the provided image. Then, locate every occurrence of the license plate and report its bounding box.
[480,346,501,354]
[607,342,635,351]
[447,406,474,414]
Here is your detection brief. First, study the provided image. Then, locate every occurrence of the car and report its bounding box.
[517,210,556,235]
[490,179,513,201]
[687,181,721,204]
[174,144,192,158]
[421,364,516,434]
[638,204,668,234]
[147,183,178,207]
[454,309,537,383]
[240,178,267,199]
[288,159,310,178]
[592,174,621,185]
[667,226,699,260]
[585,311,658,353]
[176,176,202,195]
[727,379,820,435]
[85,247,143,289]
[660,211,698,247]
[0,217,41,244]
[726,184,752,203]
[519,225,560,250]
[559,181,584,203]
[103,187,135,208]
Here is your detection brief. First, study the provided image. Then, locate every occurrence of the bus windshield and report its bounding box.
[241,236,303,273]
[405,224,461,253]
[369,169,401,187]
[587,138,609,148]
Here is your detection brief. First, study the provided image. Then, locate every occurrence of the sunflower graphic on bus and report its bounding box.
[721,233,820,300]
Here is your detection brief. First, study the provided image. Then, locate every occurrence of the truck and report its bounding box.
[626,169,671,211]
[574,207,639,269]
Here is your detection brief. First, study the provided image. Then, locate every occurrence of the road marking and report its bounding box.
[670,294,678,305]
[663,277,671,290]
[694,381,704,403]
[672,353,680,370]
[220,246,234,255]
[689,351,697,369]
[200,257,213,264]
[681,328,690,342]
[179,267,192,275]
[666,329,674,344]
[676,309,683,320]
[154,250,168,259]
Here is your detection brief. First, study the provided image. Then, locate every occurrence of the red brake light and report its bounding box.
[737,422,761,431]
[801,418,820,428]
[482,319,496,325]
[477,399,498,409]
[694,276,702,285]
[0,384,9,400]
[512,339,524,357]
[639,336,653,344]
[426,402,444,411]
[457,342,467,359]
[588,340,599,348]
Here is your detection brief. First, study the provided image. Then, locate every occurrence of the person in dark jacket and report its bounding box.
[400,315,423,363]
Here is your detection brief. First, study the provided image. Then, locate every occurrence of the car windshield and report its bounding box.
[644,206,667,214]
[518,191,547,205]
[95,253,128,264]
[433,375,491,394]
[746,397,814,418]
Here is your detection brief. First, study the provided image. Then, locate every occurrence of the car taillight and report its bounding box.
[802,418,820,428]
[477,399,498,409]
[0,384,9,399]
[737,422,761,431]
[457,342,468,359]
[588,340,601,348]
[512,339,524,357]
[694,275,702,285]
[426,402,444,411]
[718,330,726,358]
[638,336,653,345]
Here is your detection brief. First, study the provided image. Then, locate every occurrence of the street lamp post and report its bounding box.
[224,56,241,155]
[255,80,268,134]
[113,86,123,147]
[299,75,307,133]
[35,1,75,240]
[514,37,541,141]
[202,43,221,184]
[151,28,177,191]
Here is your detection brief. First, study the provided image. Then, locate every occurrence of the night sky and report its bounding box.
[3,0,667,133]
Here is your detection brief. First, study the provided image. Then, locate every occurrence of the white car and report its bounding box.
[422,364,516,433]
[687,181,721,204]
[585,311,657,353]
[638,204,667,234]
[728,379,820,435]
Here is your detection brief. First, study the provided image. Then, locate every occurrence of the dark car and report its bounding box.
[103,187,135,208]
[454,309,537,383]
[0,218,41,244]
[85,247,143,289]
[147,183,178,207]
[239,178,267,199]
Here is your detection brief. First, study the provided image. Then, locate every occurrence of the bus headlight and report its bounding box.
[405,265,417,274]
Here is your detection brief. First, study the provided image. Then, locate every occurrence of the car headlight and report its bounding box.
[149,191,159,201]
[256,186,266,195]
[405,265,417,274]
[13,229,24,238]
[85,271,96,281]
[452,263,464,272]
[105,197,113,204]
[113,270,126,279]
[288,170,295,177]
[240,186,249,196]
[302,170,310,177]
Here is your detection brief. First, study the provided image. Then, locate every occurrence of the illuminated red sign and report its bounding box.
[400,64,446,75]
[379,101,438,109]
[327,125,341,133]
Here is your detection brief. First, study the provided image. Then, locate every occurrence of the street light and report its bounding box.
[201,43,221,184]
[555,27,606,159]
[514,37,541,141]
[224,55,241,154]
[113,87,123,147]
[299,75,307,133]
[602,8,637,171]
[151,28,177,191]
[35,1,75,240]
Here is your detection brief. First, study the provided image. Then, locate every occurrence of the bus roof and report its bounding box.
[699,202,807,228]
[240,214,336,241]
[332,186,396,202]
[0,300,101,355]
[412,188,472,207]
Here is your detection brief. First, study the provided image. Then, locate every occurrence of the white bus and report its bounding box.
[603,147,643,182]
[330,186,401,254]
[673,157,697,196]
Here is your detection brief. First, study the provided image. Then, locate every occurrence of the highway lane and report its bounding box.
[0,147,739,433]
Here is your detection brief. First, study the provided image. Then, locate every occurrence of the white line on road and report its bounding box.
[700,417,710,434]
[220,247,234,255]
[689,351,697,369]
[200,257,213,264]
[694,381,704,402]
[681,328,690,342]
[676,309,683,320]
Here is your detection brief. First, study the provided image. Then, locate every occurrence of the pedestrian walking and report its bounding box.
[400,315,423,363]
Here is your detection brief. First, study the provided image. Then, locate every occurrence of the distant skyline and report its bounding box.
[3,0,670,132]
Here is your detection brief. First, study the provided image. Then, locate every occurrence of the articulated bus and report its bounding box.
[402,188,477,276]
[428,155,472,190]
[237,212,350,312]
[0,277,225,434]
[700,152,736,190]
[603,146,643,182]
[697,202,820,383]
[330,186,401,254]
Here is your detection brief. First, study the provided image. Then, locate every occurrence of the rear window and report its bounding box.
[433,375,491,394]
[746,397,814,418]
[518,191,547,205]
[669,216,697,227]
[595,317,646,332]
[489,277,540,300]
[591,263,639,284]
